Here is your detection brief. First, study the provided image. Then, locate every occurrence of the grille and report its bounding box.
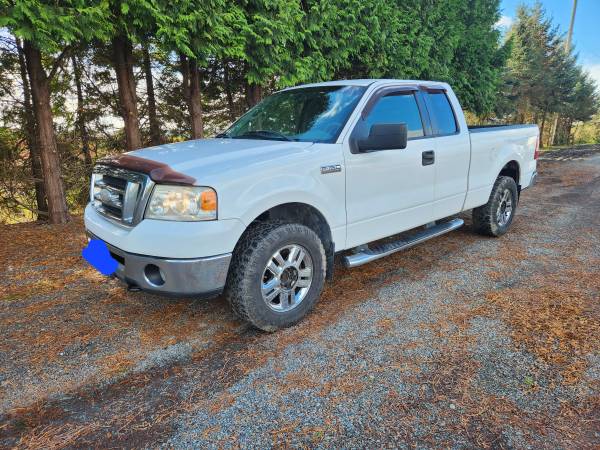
[91,165,152,226]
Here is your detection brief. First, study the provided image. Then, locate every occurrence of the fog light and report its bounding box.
[144,264,165,286]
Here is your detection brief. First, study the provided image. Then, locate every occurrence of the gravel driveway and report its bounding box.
[1,147,599,448]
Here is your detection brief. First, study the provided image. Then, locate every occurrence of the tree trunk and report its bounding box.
[71,55,93,168]
[549,113,559,146]
[223,61,236,122]
[16,39,47,219]
[180,54,203,138]
[142,43,161,146]
[188,59,203,139]
[23,41,69,224]
[539,111,547,148]
[554,116,568,145]
[112,35,142,150]
[245,82,263,108]
[567,119,574,145]
[180,54,190,100]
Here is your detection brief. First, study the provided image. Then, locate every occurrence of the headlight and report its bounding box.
[145,186,217,221]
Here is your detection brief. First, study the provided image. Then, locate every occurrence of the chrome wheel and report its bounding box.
[496,189,513,226]
[261,244,313,312]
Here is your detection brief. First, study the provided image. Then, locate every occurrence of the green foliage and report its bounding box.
[155,0,245,62]
[306,0,423,80]
[562,69,599,122]
[572,113,600,144]
[499,3,599,144]
[1,0,112,52]
[237,0,306,88]
[450,0,505,116]
[108,0,159,41]
[298,0,504,116]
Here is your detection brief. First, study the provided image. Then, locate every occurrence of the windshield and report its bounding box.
[222,85,366,143]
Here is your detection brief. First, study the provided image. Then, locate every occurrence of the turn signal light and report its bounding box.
[201,190,217,211]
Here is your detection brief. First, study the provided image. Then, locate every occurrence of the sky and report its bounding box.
[498,0,600,86]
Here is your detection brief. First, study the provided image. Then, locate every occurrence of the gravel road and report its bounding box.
[1,147,599,448]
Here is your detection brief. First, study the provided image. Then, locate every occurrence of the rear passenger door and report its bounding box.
[423,89,471,220]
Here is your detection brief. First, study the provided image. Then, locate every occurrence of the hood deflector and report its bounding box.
[99,154,196,185]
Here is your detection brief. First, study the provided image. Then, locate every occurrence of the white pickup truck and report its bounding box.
[85,79,538,331]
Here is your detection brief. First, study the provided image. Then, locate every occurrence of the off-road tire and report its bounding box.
[225,221,326,332]
[472,176,518,237]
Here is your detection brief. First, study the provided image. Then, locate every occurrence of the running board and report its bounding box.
[343,218,464,268]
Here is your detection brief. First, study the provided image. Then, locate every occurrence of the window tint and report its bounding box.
[365,93,424,138]
[427,92,457,135]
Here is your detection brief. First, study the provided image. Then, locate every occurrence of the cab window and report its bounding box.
[427,91,458,135]
[365,92,424,138]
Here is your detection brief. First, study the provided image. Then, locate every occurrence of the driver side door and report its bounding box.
[344,88,436,248]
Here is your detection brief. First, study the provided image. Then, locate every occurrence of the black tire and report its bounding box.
[472,176,518,237]
[225,221,326,332]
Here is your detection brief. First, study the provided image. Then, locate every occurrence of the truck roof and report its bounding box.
[284,79,448,90]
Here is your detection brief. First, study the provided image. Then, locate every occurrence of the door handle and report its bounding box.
[422,150,435,166]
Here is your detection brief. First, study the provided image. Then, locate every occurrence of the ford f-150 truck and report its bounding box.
[85,79,539,331]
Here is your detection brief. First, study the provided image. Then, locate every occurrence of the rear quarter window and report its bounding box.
[427,91,458,135]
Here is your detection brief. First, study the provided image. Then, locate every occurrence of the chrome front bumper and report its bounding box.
[87,233,231,297]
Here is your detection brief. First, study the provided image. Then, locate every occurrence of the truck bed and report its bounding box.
[464,123,539,211]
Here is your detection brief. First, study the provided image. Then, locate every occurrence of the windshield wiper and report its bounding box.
[215,132,231,138]
[233,130,294,141]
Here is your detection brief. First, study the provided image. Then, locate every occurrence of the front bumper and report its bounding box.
[84,203,246,259]
[88,233,231,297]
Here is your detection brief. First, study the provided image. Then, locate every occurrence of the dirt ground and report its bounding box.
[1,147,599,449]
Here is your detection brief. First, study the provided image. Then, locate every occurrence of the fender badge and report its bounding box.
[320,164,342,174]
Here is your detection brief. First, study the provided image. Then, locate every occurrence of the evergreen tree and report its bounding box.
[156,0,245,137]
[237,0,306,106]
[1,0,111,223]
[450,0,505,116]
[500,3,598,145]
[108,0,160,150]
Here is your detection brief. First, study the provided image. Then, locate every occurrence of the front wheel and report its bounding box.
[472,176,518,237]
[225,221,326,332]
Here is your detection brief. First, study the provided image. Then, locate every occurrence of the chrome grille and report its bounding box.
[91,165,153,226]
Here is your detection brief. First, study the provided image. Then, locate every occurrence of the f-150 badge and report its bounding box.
[320,164,342,174]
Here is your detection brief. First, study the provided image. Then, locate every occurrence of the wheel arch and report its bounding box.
[498,160,521,189]
[235,202,336,280]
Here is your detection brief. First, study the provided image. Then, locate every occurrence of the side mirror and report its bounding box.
[358,123,408,152]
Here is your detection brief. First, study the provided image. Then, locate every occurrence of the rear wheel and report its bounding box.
[225,221,326,331]
[472,176,518,237]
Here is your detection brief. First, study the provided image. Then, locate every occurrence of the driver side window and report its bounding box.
[366,92,424,138]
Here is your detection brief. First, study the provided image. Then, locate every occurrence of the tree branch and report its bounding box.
[47,46,72,81]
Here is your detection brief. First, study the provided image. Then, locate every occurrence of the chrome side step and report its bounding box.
[343,218,464,268]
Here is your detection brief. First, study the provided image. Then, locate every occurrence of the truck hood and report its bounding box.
[120,138,314,184]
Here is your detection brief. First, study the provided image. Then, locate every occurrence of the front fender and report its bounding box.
[216,143,347,249]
